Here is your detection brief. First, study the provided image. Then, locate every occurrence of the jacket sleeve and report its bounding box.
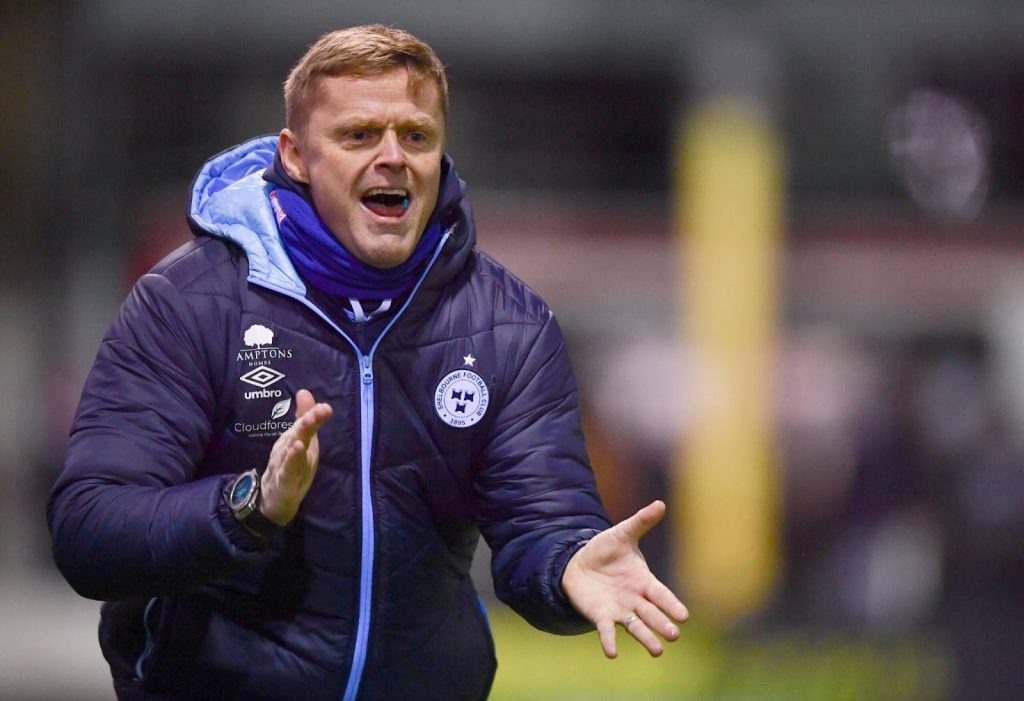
[474,310,611,634]
[47,272,271,601]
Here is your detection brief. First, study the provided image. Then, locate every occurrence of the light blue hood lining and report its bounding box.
[189,135,306,296]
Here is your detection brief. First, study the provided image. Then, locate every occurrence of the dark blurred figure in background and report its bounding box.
[778,333,1024,699]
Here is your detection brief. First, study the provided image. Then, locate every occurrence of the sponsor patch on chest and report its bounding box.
[233,323,296,438]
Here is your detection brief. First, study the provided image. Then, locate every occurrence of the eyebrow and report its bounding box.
[403,115,438,131]
[331,113,438,132]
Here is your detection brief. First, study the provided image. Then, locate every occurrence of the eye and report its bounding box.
[405,127,438,146]
[340,128,377,145]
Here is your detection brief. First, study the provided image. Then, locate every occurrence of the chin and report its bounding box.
[359,231,423,269]
[363,244,416,270]
[345,220,427,269]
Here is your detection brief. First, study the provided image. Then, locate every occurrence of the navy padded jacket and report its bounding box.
[47,136,611,701]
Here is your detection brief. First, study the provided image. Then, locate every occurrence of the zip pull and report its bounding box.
[361,355,373,385]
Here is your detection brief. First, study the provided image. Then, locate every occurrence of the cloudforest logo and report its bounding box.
[234,396,295,437]
[271,397,292,419]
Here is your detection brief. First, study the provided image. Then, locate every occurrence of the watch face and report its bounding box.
[231,474,256,507]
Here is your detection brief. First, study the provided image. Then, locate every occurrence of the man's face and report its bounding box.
[280,68,445,269]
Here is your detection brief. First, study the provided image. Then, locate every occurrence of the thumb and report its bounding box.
[616,500,667,543]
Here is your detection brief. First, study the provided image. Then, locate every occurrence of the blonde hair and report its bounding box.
[284,25,448,133]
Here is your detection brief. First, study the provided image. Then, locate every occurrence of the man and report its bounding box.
[48,25,687,700]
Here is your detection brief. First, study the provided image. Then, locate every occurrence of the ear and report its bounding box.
[278,129,310,184]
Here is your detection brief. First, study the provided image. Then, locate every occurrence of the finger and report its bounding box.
[596,619,618,659]
[287,438,307,465]
[295,388,315,417]
[616,500,667,543]
[278,439,310,482]
[623,613,664,657]
[290,400,333,444]
[306,432,320,469]
[294,389,333,427]
[645,578,690,623]
[635,600,681,642]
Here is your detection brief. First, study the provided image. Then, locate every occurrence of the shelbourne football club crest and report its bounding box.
[434,369,489,428]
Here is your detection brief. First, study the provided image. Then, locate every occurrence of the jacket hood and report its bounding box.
[187,134,474,298]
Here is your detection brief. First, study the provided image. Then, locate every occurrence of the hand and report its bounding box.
[561,500,689,658]
[260,389,333,526]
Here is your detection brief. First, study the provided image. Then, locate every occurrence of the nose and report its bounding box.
[375,130,405,170]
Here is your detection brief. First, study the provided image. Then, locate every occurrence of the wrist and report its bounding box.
[223,469,281,539]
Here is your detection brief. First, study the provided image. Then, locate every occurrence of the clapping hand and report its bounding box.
[260,389,333,526]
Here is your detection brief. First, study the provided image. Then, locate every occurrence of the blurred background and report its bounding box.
[4,1,1024,699]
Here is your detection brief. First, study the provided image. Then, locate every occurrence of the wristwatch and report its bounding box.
[224,469,278,538]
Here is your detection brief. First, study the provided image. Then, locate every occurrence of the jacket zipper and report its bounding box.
[251,230,452,701]
[341,354,375,701]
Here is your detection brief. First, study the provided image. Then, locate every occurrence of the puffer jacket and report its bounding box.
[47,135,610,701]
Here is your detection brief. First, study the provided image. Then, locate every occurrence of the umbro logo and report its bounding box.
[240,366,285,388]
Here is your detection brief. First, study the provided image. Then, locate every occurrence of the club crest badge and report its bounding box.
[434,369,489,428]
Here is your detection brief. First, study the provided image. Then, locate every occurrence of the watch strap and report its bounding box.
[224,470,281,539]
[237,502,280,539]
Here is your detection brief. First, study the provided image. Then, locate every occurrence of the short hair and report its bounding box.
[284,25,449,134]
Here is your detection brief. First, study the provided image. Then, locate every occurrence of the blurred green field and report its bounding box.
[486,604,950,701]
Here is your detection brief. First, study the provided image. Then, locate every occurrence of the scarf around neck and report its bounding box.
[264,150,452,300]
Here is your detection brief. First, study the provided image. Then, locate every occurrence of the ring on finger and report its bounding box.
[623,614,639,630]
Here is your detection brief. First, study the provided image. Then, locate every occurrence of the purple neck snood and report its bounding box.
[270,186,442,300]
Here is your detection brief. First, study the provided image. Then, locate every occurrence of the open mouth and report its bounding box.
[361,188,410,219]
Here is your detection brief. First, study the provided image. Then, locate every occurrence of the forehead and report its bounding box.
[308,68,444,126]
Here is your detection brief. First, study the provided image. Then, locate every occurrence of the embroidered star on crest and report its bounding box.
[463,354,476,367]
